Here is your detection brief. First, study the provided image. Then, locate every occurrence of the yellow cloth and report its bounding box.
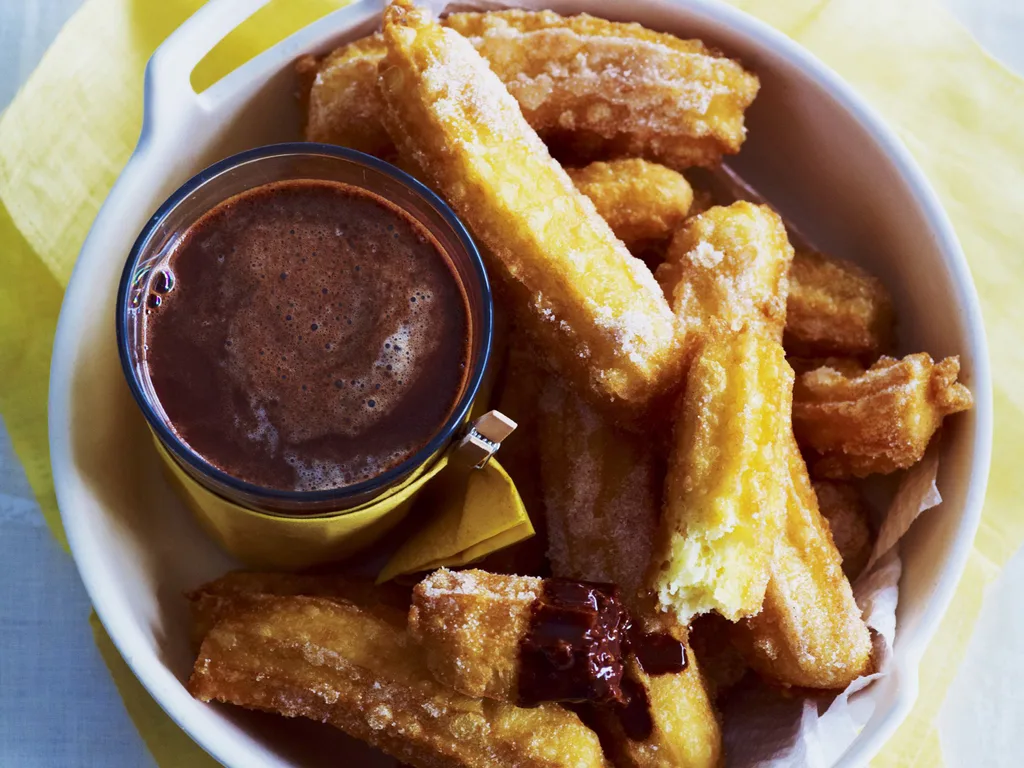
[379,458,534,582]
[0,0,1021,765]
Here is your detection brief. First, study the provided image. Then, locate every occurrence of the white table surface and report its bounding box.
[1,1,1022,766]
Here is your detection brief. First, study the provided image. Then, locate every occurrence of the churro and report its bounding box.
[409,569,630,706]
[730,441,873,689]
[449,10,758,170]
[305,10,758,171]
[409,569,720,768]
[656,201,794,345]
[304,34,392,156]
[785,250,895,360]
[186,569,410,645]
[378,1,681,415]
[649,331,792,623]
[537,380,661,601]
[536,380,723,768]
[189,594,611,768]
[649,203,794,623]
[793,353,973,478]
[567,159,693,252]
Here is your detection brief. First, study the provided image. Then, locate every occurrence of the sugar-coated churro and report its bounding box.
[537,379,661,602]
[189,593,611,768]
[793,353,973,478]
[409,569,631,707]
[378,1,681,416]
[304,34,393,156]
[785,250,895,360]
[649,331,792,623]
[730,441,873,689]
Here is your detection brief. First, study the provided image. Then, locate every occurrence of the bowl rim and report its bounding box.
[47,0,994,766]
[114,141,493,511]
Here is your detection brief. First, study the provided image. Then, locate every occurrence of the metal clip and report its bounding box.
[453,410,518,469]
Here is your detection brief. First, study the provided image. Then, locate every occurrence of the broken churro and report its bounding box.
[649,331,792,623]
[793,353,973,478]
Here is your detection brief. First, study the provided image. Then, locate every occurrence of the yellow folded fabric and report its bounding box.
[1,0,1022,766]
[378,458,533,582]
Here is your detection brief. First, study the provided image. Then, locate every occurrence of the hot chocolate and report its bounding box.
[142,179,471,493]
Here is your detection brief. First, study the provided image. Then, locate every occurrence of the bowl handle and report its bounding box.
[144,0,278,121]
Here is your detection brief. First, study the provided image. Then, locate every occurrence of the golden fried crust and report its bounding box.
[452,13,758,170]
[784,250,895,360]
[649,332,793,623]
[588,653,723,768]
[443,10,710,56]
[378,2,681,416]
[189,595,610,768]
[567,159,693,251]
[536,381,723,768]
[731,442,873,689]
[813,480,873,581]
[656,202,794,346]
[409,569,541,702]
[186,570,410,647]
[304,34,393,156]
[793,353,973,478]
[304,11,757,170]
[538,379,661,604]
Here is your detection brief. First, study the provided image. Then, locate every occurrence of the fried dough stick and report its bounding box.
[410,570,722,768]
[785,250,895,360]
[567,159,694,253]
[448,10,759,170]
[378,1,681,414]
[793,354,973,478]
[729,443,873,688]
[537,380,660,600]
[302,34,392,155]
[186,570,411,645]
[189,594,610,768]
[536,382,722,768]
[409,569,543,703]
[813,480,873,581]
[648,204,793,623]
[305,10,759,170]
[650,332,791,622]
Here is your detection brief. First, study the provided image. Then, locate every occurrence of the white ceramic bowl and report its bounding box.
[49,0,992,765]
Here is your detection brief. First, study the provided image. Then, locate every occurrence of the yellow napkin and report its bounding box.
[379,458,533,582]
[1,0,1022,766]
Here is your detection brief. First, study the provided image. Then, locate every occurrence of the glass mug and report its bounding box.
[116,144,493,567]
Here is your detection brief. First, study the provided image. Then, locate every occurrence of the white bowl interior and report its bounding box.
[49,1,990,766]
